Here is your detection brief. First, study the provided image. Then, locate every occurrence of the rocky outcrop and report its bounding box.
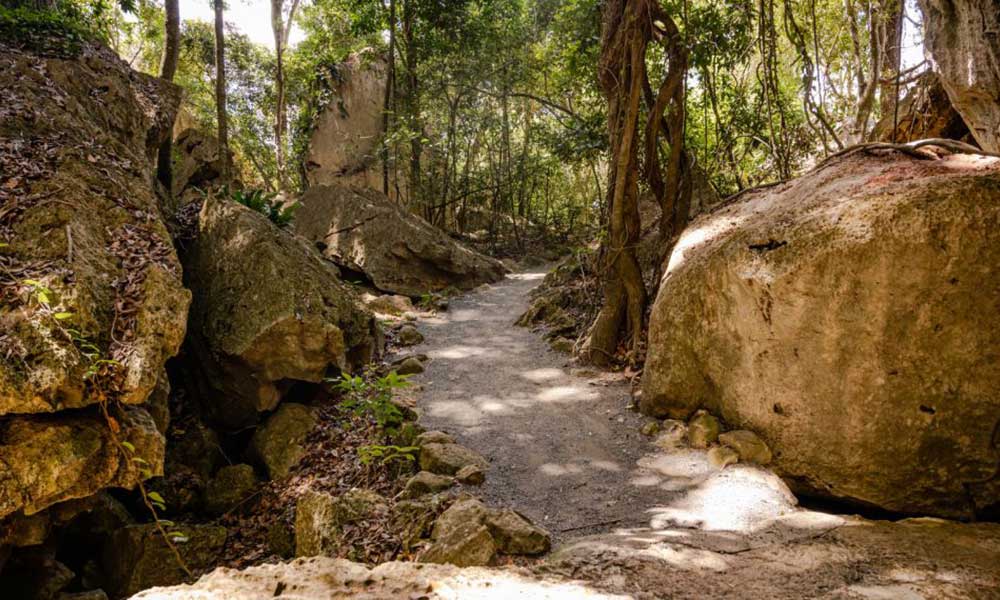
[304,51,395,197]
[0,40,186,520]
[295,184,507,297]
[919,0,1000,151]
[183,196,379,429]
[871,71,969,143]
[641,151,1000,517]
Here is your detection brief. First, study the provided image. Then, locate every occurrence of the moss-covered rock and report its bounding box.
[294,488,388,557]
[102,523,226,598]
[0,41,188,417]
[0,407,163,520]
[184,196,378,429]
[203,464,257,516]
[249,403,317,480]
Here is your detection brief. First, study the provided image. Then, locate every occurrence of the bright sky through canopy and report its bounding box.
[179,0,305,48]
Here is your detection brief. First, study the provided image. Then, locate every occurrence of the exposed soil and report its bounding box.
[402,267,664,541]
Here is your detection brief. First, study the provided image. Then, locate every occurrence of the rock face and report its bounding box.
[641,152,1000,517]
[304,51,394,196]
[919,0,1000,151]
[295,184,507,297]
[0,41,185,519]
[183,196,378,429]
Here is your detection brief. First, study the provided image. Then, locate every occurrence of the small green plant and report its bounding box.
[357,444,419,465]
[329,371,412,431]
[231,188,298,227]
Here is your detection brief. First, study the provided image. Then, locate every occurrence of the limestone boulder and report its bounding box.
[102,523,226,598]
[130,556,621,599]
[249,403,317,480]
[419,443,488,476]
[295,184,507,297]
[183,196,378,429]
[0,407,163,520]
[294,488,388,557]
[0,41,188,417]
[641,152,1000,517]
[304,51,393,196]
[919,0,1000,151]
[400,471,454,499]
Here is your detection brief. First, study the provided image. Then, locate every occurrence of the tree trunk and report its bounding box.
[155,0,180,193]
[402,0,421,206]
[580,0,651,365]
[382,0,397,196]
[213,0,231,184]
[271,0,299,192]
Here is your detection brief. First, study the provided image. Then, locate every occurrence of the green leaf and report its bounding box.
[147,491,165,504]
[131,457,148,465]
[53,312,74,320]
[121,441,136,453]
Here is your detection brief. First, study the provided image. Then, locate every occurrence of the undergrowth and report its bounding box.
[231,188,298,228]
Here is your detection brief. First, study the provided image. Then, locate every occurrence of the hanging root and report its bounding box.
[819,137,1000,167]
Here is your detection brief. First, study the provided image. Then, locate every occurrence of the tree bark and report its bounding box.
[271,0,299,192]
[155,0,180,193]
[213,0,231,184]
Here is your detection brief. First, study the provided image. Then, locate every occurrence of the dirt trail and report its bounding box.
[402,269,692,539]
[408,267,660,539]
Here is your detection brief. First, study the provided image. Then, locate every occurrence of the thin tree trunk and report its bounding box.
[213,0,231,184]
[382,0,396,196]
[156,0,180,194]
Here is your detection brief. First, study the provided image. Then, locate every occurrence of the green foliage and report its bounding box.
[231,188,298,227]
[330,371,412,431]
[0,3,88,56]
[357,444,419,465]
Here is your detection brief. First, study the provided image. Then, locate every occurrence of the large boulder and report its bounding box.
[641,151,1000,518]
[304,51,395,198]
[0,42,188,415]
[183,196,379,429]
[0,408,163,521]
[0,39,184,519]
[919,0,1000,151]
[294,184,507,297]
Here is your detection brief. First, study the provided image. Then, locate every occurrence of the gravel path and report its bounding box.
[407,268,667,540]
